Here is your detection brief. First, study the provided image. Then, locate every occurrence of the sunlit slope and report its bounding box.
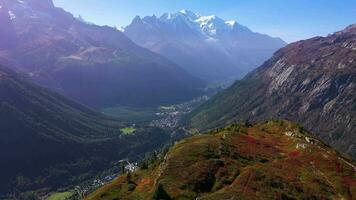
[86,121,356,200]
[185,24,356,158]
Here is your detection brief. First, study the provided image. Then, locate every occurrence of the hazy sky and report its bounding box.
[53,0,356,43]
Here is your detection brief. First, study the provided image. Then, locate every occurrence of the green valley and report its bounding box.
[0,65,170,197]
[120,127,136,135]
[47,192,73,200]
[102,106,160,124]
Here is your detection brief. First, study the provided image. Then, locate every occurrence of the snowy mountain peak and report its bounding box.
[199,15,217,20]
[179,9,199,18]
[132,15,141,22]
[124,10,287,82]
[225,20,237,27]
[126,10,253,39]
[159,9,199,22]
[195,15,238,37]
[125,10,284,44]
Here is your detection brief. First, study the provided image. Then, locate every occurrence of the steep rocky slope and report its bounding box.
[86,121,356,200]
[0,65,169,195]
[124,10,286,82]
[0,0,204,108]
[185,25,356,158]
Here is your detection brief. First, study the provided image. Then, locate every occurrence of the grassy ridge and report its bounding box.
[86,121,356,200]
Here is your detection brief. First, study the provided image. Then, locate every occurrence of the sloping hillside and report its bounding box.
[185,24,356,158]
[0,65,169,195]
[0,0,204,108]
[86,121,356,200]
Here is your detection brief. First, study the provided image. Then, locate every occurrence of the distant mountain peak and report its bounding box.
[131,15,142,25]
[225,20,237,27]
[159,10,198,23]
[341,23,356,33]
[179,9,192,14]
[76,14,94,25]
[17,0,55,9]
[195,14,235,37]
[127,10,253,39]
[179,9,193,14]
[124,10,286,82]
[179,9,199,19]
[0,0,205,108]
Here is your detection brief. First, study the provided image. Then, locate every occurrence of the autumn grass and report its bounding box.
[86,121,356,200]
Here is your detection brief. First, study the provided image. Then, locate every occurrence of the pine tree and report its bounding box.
[152,184,171,200]
[120,162,125,174]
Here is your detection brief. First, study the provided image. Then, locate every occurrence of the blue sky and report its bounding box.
[53,0,356,43]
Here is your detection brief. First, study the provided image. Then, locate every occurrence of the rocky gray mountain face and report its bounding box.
[124,10,286,82]
[0,0,205,108]
[186,25,356,158]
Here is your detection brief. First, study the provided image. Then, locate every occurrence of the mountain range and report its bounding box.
[0,0,355,198]
[0,65,169,195]
[0,0,204,108]
[124,10,286,82]
[86,121,356,200]
[185,24,356,158]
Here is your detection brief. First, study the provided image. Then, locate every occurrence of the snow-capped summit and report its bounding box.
[195,15,233,37]
[124,10,287,82]
[141,10,249,39]
[179,9,199,19]
[225,20,236,27]
[159,10,199,30]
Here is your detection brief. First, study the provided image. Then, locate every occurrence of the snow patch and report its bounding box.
[225,20,236,27]
[195,15,233,37]
[8,10,16,20]
[179,9,199,19]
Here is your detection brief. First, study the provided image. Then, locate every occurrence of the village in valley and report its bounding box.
[149,95,209,129]
[54,96,210,199]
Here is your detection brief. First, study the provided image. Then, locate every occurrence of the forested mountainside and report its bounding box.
[124,10,286,82]
[0,0,204,108]
[86,121,356,200]
[185,24,356,158]
[0,65,169,195]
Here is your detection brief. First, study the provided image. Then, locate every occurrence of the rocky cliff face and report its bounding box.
[186,25,356,158]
